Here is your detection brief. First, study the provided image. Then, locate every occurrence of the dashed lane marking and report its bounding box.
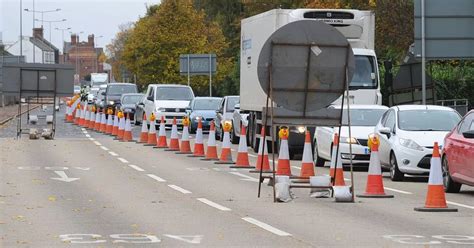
[100,146,109,151]
[93,141,102,146]
[197,198,231,211]
[117,157,129,164]
[447,201,474,210]
[168,184,192,194]
[229,172,259,182]
[147,174,166,182]
[109,151,118,156]
[242,217,291,236]
[85,134,91,138]
[88,138,95,141]
[128,164,145,172]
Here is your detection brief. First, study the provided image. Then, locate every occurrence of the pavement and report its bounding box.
[0,107,473,247]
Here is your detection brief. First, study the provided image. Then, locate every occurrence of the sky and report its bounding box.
[1,0,160,52]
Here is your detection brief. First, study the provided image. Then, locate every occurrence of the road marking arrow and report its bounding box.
[51,171,80,182]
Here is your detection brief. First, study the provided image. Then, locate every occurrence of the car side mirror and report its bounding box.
[234,104,240,110]
[216,109,221,114]
[101,92,106,96]
[147,95,153,101]
[379,127,391,136]
[462,130,474,139]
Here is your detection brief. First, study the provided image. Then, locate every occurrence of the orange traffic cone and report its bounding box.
[137,113,148,143]
[300,130,315,178]
[99,110,107,133]
[94,110,102,131]
[415,142,457,212]
[156,116,168,148]
[117,112,125,139]
[177,117,192,154]
[112,111,119,136]
[88,107,95,129]
[357,136,394,198]
[201,120,219,161]
[84,107,90,128]
[329,133,345,186]
[276,127,292,176]
[74,105,81,125]
[215,121,234,164]
[166,118,180,151]
[230,125,254,168]
[250,127,272,173]
[145,113,157,146]
[189,119,205,157]
[122,114,134,142]
[106,108,114,135]
[79,105,85,126]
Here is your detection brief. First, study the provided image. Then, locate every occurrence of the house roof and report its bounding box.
[29,37,54,52]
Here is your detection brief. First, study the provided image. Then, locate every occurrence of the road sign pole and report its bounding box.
[421,0,426,105]
[209,54,212,97]
[187,54,190,86]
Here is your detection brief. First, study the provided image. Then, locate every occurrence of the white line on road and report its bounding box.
[168,184,192,194]
[88,138,95,141]
[93,141,102,146]
[291,166,301,170]
[128,164,145,172]
[100,146,109,151]
[117,157,129,164]
[447,201,474,210]
[85,134,91,138]
[109,151,118,156]
[229,172,259,182]
[197,198,231,211]
[242,217,291,236]
[383,187,413,195]
[147,174,166,182]
[248,154,257,158]
[81,128,86,131]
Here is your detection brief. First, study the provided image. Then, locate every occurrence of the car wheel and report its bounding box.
[313,141,326,167]
[230,127,239,144]
[389,152,404,181]
[442,156,462,193]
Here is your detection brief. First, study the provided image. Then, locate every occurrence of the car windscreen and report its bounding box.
[342,109,387,126]
[398,110,461,131]
[350,55,377,89]
[122,95,143,104]
[155,87,193,101]
[193,99,221,110]
[226,97,239,112]
[107,85,137,95]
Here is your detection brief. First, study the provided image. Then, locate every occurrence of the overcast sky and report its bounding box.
[1,0,160,52]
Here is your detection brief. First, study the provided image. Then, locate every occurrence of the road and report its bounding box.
[1,106,473,247]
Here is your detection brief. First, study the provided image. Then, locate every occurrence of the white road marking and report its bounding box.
[81,128,86,131]
[447,201,474,210]
[93,141,102,146]
[164,235,202,244]
[128,164,145,172]
[109,151,118,156]
[51,171,80,182]
[168,185,192,194]
[88,137,95,141]
[248,154,258,158]
[229,172,259,182]
[82,131,88,134]
[100,146,109,151]
[291,166,301,170]
[85,134,91,138]
[242,217,291,236]
[197,198,231,211]
[212,168,221,171]
[74,167,90,171]
[384,187,413,195]
[117,157,129,163]
[147,174,166,182]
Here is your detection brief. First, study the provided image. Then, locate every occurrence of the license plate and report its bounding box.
[364,148,370,154]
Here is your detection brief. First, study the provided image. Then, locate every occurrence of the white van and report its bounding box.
[143,84,195,127]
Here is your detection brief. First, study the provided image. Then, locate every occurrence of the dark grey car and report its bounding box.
[120,93,145,122]
[103,83,138,110]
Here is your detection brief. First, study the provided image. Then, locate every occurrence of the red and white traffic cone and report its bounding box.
[112,111,119,136]
[189,119,205,157]
[79,105,85,126]
[201,120,219,161]
[300,130,315,178]
[177,117,192,154]
[65,102,71,122]
[122,114,134,142]
[137,113,148,143]
[215,121,234,164]
[166,118,180,151]
[117,112,125,139]
[329,133,345,186]
[415,142,457,212]
[74,105,81,125]
[276,127,292,176]
[357,136,394,198]
[230,125,254,168]
[250,127,272,173]
[94,110,102,131]
[88,108,95,129]
[145,113,157,146]
[106,109,114,135]
[156,116,168,148]
[83,106,90,128]
[99,110,107,133]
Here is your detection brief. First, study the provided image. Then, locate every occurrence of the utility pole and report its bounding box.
[35,18,66,42]
[421,0,426,105]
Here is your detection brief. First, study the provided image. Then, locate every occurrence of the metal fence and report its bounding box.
[0,56,25,107]
[437,99,469,116]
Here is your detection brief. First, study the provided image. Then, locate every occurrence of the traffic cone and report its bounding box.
[84,106,90,128]
[215,121,234,164]
[94,110,102,131]
[230,125,254,168]
[201,120,219,161]
[189,119,205,157]
[300,130,315,178]
[106,108,114,135]
[122,114,134,142]
[166,118,180,151]
[145,113,157,146]
[117,112,125,139]
[74,105,81,125]
[276,127,292,176]
[88,107,96,129]
[156,116,168,148]
[250,127,272,173]
[65,101,71,122]
[415,142,458,212]
[112,111,119,136]
[99,110,107,133]
[137,113,148,143]
[357,136,394,198]
[79,105,85,126]
[329,133,345,186]
[177,117,192,154]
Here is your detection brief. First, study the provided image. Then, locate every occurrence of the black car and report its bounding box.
[120,93,145,122]
[102,83,138,109]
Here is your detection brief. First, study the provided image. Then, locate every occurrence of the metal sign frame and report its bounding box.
[179,54,216,96]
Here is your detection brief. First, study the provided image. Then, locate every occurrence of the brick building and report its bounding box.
[63,33,103,80]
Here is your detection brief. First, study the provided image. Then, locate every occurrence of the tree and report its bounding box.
[106,23,134,82]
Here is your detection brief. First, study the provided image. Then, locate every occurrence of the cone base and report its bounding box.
[249,170,274,173]
[165,148,180,151]
[201,158,219,161]
[414,207,458,212]
[153,146,169,149]
[357,194,394,198]
[230,165,256,169]
[188,155,205,158]
[136,141,147,144]
[120,139,136,143]
[215,161,235,165]
[176,151,193,154]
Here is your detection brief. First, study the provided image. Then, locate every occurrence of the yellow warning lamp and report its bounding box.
[76,103,81,110]
[279,126,289,139]
[182,116,190,127]
[223,120,232,132]
[117,111,124,119]
[149,112,156,122]
[368,134,379,150]
[107,108,113,115]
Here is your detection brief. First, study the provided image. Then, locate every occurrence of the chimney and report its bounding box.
[33,26,44,39]
[71,33,77,45]
[88,34,94,46]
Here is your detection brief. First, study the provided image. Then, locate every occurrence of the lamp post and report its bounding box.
[55,27,71,51]
[35,18,66,42]
[94,35,103,73]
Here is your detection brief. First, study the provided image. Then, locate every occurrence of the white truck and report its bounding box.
[240,9,381,156]
[90,73,109,87]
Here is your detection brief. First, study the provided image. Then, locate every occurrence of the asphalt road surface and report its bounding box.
[1,106,473,247]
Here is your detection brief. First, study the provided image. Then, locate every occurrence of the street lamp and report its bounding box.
[94,35,103,73]
[24,8,61,28]
[55,27,71,50]
[35,18,66,42]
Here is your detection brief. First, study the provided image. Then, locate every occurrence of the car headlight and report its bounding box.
[399,138,424,151]
[123,108,132,113]
[108,101,115,105]
[341,136,358,144]
[296,126,306,133]
[194,116,202,121]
